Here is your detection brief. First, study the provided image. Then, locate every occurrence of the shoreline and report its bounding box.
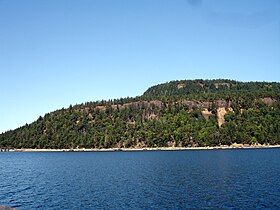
[2,144,280,152]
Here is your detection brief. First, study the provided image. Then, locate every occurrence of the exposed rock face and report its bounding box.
[214,82,231,89]
[177,83,186,89]
[86,99,236,125]
[181,99,231,109]
[260,97,276,105]
[215,99,230,107]
[181,100,199,108]
[91,99,236,114]
[95,100,164,111]
[95,106,107,111]
[217,107,227,127]
[76,97,275,128]
[201,109,213,120]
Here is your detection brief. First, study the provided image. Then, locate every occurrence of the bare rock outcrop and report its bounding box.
[217,107,227,127]
[201,109,213,120]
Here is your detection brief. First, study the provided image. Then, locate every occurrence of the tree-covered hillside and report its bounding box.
[1,79,280,149]
[143,79,280,100]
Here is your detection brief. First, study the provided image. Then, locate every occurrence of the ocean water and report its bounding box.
[0,149,280,209]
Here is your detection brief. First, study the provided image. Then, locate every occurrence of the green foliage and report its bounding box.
[0,79,279,149]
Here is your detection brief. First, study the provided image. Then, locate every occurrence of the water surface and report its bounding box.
[0,148,280,209]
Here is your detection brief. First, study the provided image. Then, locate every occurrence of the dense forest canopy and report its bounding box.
[1,79,280,149]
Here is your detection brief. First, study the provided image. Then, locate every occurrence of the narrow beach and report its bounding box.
[3,144,280,152]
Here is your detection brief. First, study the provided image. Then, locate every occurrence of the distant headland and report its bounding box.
[1,79,279,150]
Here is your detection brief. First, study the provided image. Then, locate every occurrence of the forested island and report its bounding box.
[1,79,280,149]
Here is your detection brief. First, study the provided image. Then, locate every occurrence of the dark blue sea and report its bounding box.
[1,148,280,209]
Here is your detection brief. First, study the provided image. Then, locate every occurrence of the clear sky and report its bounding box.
[0,0,280,133]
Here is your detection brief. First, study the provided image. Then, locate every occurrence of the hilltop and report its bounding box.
[1,79,280,149]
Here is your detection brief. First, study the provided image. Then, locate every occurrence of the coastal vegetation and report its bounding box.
[0,79,279,149]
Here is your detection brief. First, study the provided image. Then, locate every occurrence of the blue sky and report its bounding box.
[0,0,280,133]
